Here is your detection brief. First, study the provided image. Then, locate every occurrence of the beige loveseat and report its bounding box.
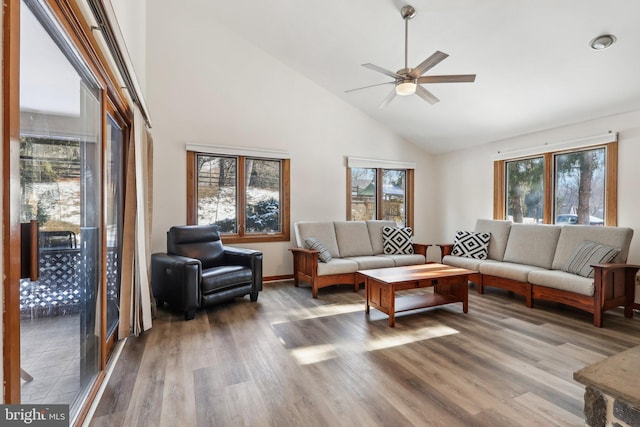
[439,219,639,327]
[291,220,427,298]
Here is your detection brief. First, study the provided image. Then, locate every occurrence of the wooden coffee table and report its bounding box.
[359,263,475,327]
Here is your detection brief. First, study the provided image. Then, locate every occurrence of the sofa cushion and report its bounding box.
[475,219,512,261]
[295,222,341,258]
[304,237,332,263]
[551,225,633,270]
[366,220,397,254]
[502,224,561,269]
[334,221,374,257]
[316,258,359,276]
[451,230,491,259]
[379,254,426,267]
[344,256,394,270]
[442,255,484,272]
[479,260,544,283]
[382,226,414,255]
[528,270,594,296]
[562,240,620,278]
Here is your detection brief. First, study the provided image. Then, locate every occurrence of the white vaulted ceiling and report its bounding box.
[190,1,640,154]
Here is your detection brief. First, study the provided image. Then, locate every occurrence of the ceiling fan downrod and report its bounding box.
[401,5,416,70]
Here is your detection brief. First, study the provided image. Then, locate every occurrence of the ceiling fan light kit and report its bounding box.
[346,4,476,108]
[396,80,417,96]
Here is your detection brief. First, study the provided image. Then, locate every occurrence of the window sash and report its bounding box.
[494,142,617,226]
[187,151,290,243]
[347,167,414,228]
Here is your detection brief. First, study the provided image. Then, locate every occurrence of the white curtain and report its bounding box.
[119,108,154,337]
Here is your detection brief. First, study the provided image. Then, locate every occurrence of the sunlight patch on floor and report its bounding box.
[290,344,337,365]
[283,302,364,322]
[365,325,459,351]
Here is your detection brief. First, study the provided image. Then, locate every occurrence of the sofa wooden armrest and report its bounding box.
[412,243,429,256]
[592,263,640,326]
[433,243,454,258]
[289,247,320,287]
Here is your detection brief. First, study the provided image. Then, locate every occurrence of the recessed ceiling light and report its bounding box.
[590,34,616,50]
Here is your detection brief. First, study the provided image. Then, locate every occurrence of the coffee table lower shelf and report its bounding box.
[393,293,461,313]
[360,264,472,327]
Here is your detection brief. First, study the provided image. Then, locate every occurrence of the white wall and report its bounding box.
[434,109,640,299]
[145,2,438,277]
[109,0,146,92]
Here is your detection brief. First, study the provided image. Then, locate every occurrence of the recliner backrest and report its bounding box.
[167,225,224,269]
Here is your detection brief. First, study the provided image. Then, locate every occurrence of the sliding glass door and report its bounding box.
[15,0,124,420]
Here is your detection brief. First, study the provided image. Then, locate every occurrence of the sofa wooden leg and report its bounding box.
[526,293,533,308]
[312,286,319,299]
[185,309,196,321]
[477,284,484,294]
[593,310,603,328]
[250,292,259,302]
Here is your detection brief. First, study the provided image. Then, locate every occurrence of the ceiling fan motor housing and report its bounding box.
[400,5,416,20]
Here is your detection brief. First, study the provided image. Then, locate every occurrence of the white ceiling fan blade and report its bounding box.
[418,74,476,84]
[409,51,449,78]
[378,87,397,109]
[345,81,395,93]
[362,63,401,79]
[415,85,440,104]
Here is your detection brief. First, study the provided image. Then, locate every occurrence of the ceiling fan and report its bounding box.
[346,5,476,108]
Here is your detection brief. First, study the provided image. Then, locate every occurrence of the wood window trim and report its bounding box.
[187,151,291,244]
[493,141,618,226]
[346,167,415,230]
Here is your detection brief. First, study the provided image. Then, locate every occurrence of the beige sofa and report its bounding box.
[291,220,427,298]
[439,219,639,327]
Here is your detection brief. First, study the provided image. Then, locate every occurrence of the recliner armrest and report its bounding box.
[223,247,263,292]
[223,246,262,266]
[151,253,201,314]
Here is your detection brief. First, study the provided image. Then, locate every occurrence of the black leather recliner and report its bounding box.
[151,225,263,320]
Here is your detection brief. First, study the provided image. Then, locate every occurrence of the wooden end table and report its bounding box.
[359,263,475,327]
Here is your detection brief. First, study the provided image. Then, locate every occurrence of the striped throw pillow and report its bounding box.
[304,237,332,263]
[562,240,620,278]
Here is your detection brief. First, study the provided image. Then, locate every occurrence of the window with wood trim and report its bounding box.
[347,167,414,227]
[494,142,617,226]
[187,151,290,243]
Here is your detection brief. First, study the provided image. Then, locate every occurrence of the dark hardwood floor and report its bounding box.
[89,281,640,427]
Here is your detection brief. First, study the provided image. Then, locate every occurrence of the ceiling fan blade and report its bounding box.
[409,51,449,78]
[378,87,397,109]
[362,63,401,79]
[345,81,395,93]
[415,85,440,104]
[418,74,476,84]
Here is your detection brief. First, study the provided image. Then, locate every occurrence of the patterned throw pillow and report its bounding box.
[451,230,491,259]
[382,226,414,255]
[562,240,620,278]
[304,237,332,263]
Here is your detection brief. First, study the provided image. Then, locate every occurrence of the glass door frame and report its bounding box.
[3,0,132,422]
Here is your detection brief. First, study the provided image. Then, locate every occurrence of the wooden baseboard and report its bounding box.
[264,274,294,282]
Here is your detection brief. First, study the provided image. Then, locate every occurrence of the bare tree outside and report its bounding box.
[554,148,605,224]
[196,154,282,233]
[506,157,544,223]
